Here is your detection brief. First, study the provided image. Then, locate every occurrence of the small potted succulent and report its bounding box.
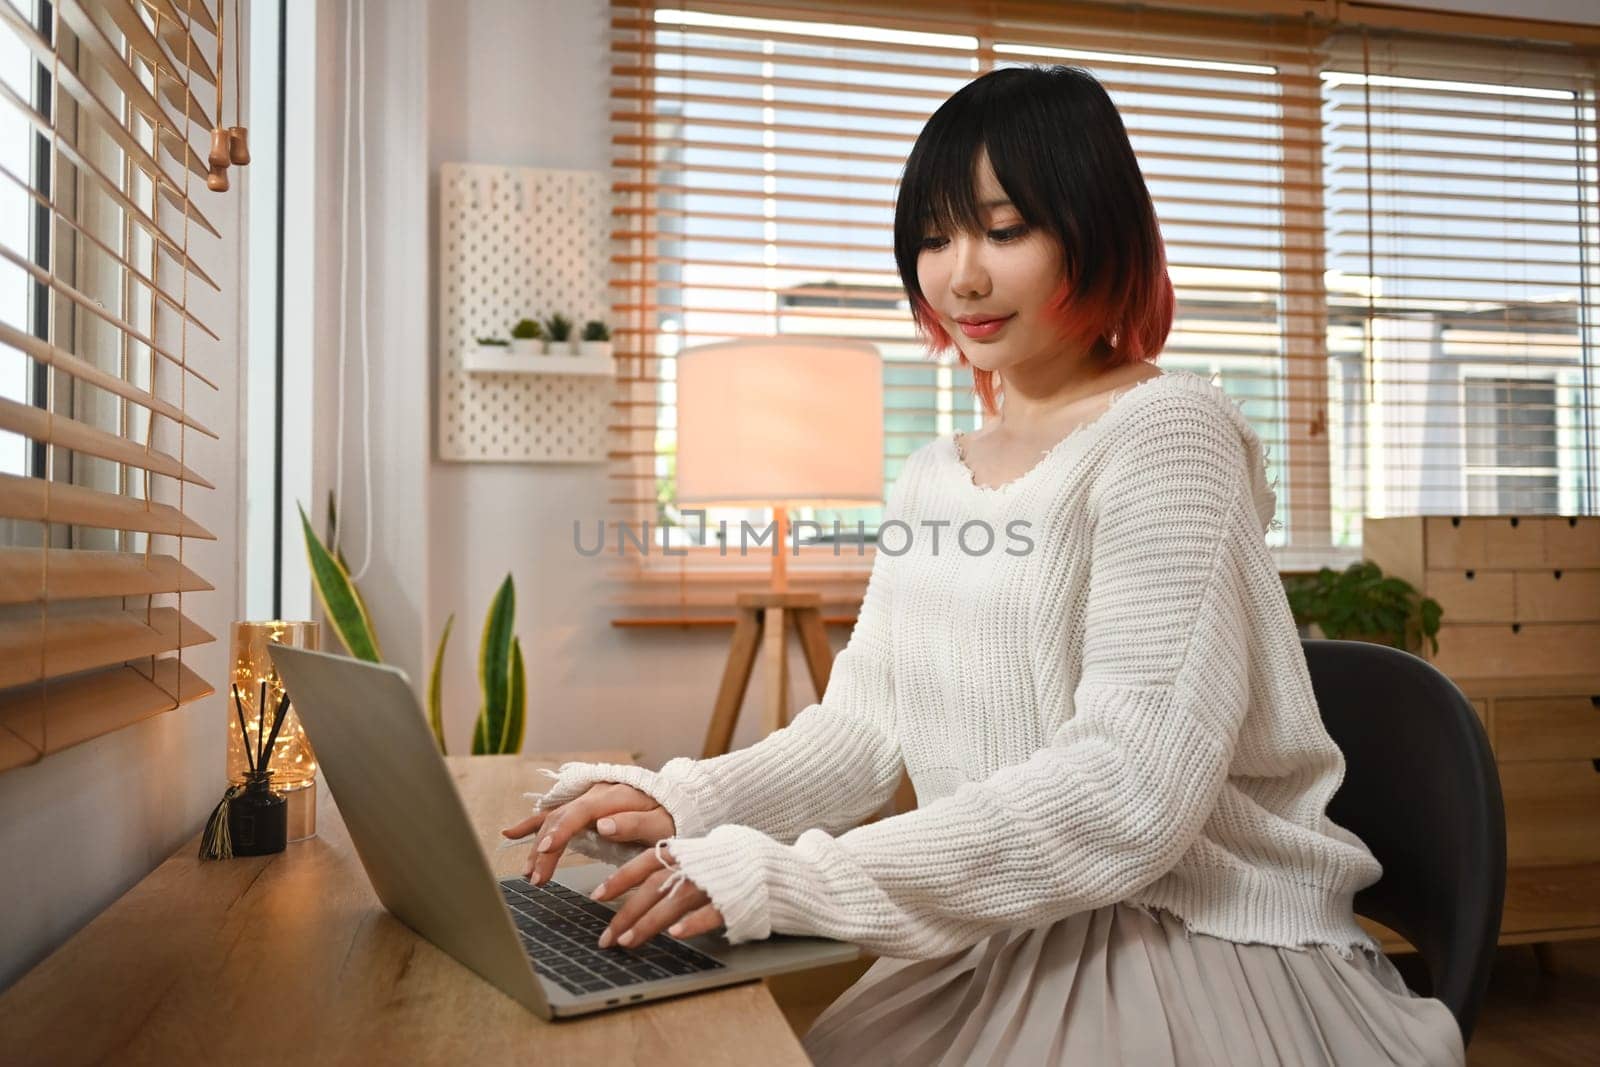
[1283,560,1443,655]
[510,317,544,356]
[580,319,612,360]
[475,335,509,349]
[543,313,574,356]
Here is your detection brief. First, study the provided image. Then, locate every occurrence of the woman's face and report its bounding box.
[915,149,1068,375]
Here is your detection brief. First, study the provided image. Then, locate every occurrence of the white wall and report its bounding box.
[415,0,801,765]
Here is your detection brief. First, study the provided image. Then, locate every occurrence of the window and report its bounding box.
[0,0,226,770]
[1463,374,1561,513]
[608,1,1600,613]
[1,0,39,480]
[1322,27,1599,538]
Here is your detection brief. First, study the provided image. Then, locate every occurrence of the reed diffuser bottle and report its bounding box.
[202,682,294,860]
[228,621,320,839]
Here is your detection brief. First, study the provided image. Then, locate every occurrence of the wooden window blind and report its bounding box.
[1322,27,1599,531]
[608,0,1599,621]
[0,0,223,771]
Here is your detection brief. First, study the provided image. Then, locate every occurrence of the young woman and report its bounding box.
[504,66,1465,1066]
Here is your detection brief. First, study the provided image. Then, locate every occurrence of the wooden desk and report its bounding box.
[0,753,812,1065]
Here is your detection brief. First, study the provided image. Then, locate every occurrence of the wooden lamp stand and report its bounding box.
[700,506,837,758]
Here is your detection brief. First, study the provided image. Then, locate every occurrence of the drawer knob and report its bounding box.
[1465,570,1476,580]
[1451,516,1462,528]
[1553,570,1562,580]
[1593,759,1600,775]
[1511,623,1522,634]
[1591,695,1599,709]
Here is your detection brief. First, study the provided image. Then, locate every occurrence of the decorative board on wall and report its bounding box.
[437,163,614,463]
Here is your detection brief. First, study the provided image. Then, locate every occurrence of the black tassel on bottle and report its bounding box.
[199,783,248,860]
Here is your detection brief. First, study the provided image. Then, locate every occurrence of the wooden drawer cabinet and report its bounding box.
[1364,516,1600,680]
[1455,676,1600,945]
[1365,516,1600,948]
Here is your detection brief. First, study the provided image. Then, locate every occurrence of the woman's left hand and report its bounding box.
[591,846,725,948]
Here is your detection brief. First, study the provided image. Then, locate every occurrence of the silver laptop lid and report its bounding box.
[268,645,546,1014]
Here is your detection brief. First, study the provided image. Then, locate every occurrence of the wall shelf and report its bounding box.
[463,347,615,377]
[436,164,613,463]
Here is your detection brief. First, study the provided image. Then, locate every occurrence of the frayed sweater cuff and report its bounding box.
[664,825,777,944]
[528,758,723,839]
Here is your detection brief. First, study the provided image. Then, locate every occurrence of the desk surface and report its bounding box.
[0,753,811,1065]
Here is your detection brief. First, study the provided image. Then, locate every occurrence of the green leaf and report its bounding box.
[325,490,353,573]
[498,637,526,755]
[475,574,516,757]
[298,503,382,662]
[428,614,454,755]
[471,706,488,755]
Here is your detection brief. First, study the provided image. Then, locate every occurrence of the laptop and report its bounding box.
[268,645,860,1019]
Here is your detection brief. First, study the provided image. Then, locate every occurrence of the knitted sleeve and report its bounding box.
[662,398,1261,957]
[524,474,910,842]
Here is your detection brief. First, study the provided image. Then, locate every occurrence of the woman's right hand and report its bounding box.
[500,782,676,886]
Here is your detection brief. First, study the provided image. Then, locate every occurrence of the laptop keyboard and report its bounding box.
[497,876,726,996]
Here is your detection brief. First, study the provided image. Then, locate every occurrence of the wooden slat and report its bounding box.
[0,396,214,488]
[0,321,218,439]
[618,4,1325,63]
[618,61,1308,110]
[608,104,1315,147]
[0,474,216,539]
[1323,98,1589,130]
[0,606,214,689]
[0,658,210,772]
[0,549,212,605]
[610,39,1323,91]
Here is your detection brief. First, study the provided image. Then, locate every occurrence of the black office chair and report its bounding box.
[1301,638,1505,1047]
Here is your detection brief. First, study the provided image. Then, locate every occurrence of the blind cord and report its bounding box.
[333,0,376,584]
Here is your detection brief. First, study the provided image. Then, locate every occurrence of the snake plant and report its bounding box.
[299,496,526,754]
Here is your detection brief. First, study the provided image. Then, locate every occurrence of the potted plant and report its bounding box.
[579,319,612,360]
[543,313,574,356]
[1282,561,1443,654]
[510,317,544,356]
[474,336,509,357]
[298,494,526,755]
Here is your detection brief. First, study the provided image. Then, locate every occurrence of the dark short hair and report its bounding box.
[894,65,1174,415]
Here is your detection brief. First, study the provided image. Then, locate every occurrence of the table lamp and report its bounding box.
[675,337,884,755]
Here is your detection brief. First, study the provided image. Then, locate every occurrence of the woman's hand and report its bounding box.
[591,845,724,948]
[499,782,675,887]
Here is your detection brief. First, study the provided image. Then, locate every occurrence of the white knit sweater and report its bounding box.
[533,370,1386,962]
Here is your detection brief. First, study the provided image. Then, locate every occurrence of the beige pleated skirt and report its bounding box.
[801,902,1465,1067]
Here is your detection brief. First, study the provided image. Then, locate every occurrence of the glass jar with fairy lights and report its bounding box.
[228,621,320,839]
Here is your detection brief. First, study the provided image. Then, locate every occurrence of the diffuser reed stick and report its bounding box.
[258,691,293,771]
[232,684,256,774]
[256,680,267,769]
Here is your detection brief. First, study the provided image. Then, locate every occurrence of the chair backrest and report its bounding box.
[1300,638,1505,1046]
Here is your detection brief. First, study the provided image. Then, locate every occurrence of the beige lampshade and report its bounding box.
[675,337,884,509]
